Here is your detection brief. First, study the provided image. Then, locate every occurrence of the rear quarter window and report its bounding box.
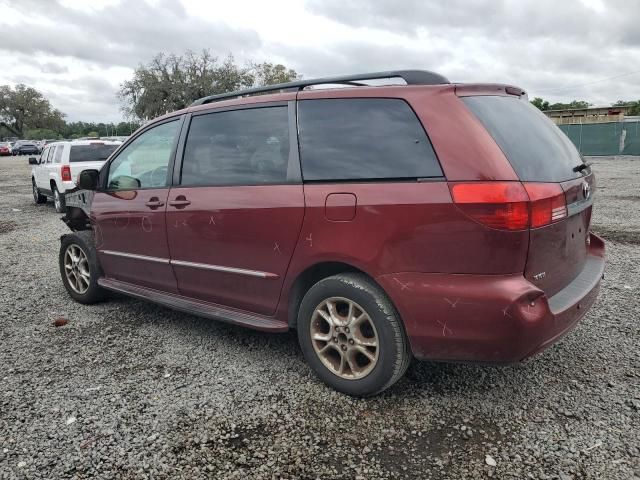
[462,95,584,182]
[298,98,442,181]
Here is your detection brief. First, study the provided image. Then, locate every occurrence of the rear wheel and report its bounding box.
[59,232,107,304]
[53,185,65,213]
[297,273,411,396]
[32,179,46,204]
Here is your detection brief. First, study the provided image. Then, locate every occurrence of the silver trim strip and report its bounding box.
[99,250,170,264]
[566,195,594,217]
[170,259,278,279]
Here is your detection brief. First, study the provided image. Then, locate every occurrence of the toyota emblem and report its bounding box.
[582,181,591,200]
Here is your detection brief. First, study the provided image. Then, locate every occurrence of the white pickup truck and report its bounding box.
[30,140,122,212]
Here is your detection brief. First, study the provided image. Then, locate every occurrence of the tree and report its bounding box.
[252,62,299,86]
[613,100,640,115]
[548,100,591,110]
[119,50,299,121]
[531,97,550,111]
[24,128,61,140]
[0,84,65,137]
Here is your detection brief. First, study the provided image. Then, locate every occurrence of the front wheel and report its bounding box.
[53,185,65,213]
[59,232,107,304]
[297,273,411,396]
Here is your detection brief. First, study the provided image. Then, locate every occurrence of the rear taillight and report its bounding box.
[450,182,568,230]
[524,183,567,228]
[450,182,530,230]
[61,165,72,182]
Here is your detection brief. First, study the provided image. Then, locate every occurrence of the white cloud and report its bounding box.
[0,0,639,122]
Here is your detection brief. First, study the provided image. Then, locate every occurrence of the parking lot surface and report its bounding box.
[0,155,638,479]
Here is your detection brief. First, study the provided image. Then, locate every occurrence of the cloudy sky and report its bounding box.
[1,0,639,123]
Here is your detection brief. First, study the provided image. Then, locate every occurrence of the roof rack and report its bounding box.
[190,69,449,106]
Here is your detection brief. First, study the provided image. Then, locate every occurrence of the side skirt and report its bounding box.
[97,277,289,332]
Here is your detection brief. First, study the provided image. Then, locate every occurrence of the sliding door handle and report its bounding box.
[168,196,191,208]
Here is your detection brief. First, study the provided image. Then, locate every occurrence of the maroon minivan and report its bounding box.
[60,70,605,396]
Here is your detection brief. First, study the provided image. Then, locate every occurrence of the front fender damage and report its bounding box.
[61,188,94,231]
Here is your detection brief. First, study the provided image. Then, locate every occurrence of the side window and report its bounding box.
[53,145,64,163]
[41,147,50,164]
[107,120,180,190]
[47,147,56,164]
[180,106,290,186]
[298,98,443,181]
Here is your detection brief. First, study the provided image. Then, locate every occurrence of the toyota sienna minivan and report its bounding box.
[59,70,605,396]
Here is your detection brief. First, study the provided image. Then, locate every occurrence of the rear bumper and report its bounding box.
[60,181,77,193]
[377,233,605,363]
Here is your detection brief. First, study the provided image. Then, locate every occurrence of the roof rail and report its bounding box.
[190,69,449,106]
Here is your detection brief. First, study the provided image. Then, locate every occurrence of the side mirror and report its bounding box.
[28,157,38,165]
[78,169,100,190]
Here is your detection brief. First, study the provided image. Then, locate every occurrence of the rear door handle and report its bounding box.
[168,196,191,208]
[145,197,165,209]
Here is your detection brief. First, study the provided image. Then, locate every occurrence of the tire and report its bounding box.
[53,185,65,213]
[297,273,411,397]
[32,178,47,204]
[59,231,107,304]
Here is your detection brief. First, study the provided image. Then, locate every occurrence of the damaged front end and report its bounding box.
[62,189,94,231]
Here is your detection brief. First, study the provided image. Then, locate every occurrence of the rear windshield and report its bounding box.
[462,95,584,182]
[69,144,119,162]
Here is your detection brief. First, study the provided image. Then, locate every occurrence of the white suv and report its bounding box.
[31,140,122,212]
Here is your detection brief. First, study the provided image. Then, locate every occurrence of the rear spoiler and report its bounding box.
[455,84,527,99]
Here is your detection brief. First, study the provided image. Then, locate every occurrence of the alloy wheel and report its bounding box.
[64,244,90,294]
[310,297,379,379]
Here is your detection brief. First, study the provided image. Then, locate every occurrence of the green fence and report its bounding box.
[558,121,640,156]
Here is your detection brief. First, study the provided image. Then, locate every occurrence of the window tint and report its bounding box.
[107,120,180,190]
[462,96,583,182]
[44,147,53,164]
[298,98,442,181]
[39,147,48,164]
[70,144,119,162]
[181,107,290,186]
[53,145,64,163]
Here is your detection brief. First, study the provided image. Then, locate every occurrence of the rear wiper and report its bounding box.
[573,162,592,173]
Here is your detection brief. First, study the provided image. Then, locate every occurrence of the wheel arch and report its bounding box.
[286,261,395,329]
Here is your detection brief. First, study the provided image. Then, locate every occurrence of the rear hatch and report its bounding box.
[462,94,594,297]
[68,142,120,183]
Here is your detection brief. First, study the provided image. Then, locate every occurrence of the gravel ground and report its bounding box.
[0,155,638,479]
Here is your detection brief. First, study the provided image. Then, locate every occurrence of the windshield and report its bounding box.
[462,95,584,182]
[69,144,119,162]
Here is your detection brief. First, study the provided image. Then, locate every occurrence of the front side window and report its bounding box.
[107,120,180,190]
[39,147,48,164]
[180,106,291,186]
[298,98,443,181]
[42,147,52,164]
